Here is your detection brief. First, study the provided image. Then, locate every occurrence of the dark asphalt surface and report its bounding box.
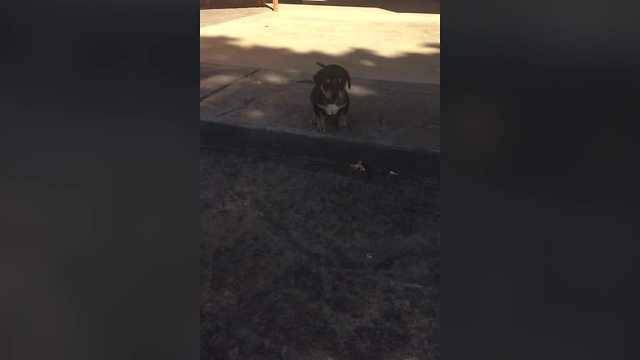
[200,149,440,360]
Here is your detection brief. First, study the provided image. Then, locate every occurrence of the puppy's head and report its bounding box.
[313,64,351,103]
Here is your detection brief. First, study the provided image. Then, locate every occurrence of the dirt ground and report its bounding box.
[200,149,440,359]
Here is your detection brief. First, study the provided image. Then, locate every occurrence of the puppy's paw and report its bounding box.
[339,115,349,131]
[316,126,326,133]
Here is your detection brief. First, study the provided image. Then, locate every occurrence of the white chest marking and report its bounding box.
[318,103,346,115]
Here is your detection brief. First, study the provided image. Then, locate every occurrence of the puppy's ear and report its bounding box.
[313,68,325,84]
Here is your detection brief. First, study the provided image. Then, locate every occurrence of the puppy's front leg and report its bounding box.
[310,111,317,126]
[316,113,326,133]
[338,112,349,131]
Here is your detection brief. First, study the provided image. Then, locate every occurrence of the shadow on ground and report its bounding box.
[199,35,441,171]
[200,35,440,84]
[200,23,440,360]
[200,149,440,360]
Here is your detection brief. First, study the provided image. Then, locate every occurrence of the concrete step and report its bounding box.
[200,62,440,178]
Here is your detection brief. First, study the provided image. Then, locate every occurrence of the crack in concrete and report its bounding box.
[214,97,257,118]
[200,69,261,102]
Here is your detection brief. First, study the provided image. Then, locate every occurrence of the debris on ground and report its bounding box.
[350,160,366,172]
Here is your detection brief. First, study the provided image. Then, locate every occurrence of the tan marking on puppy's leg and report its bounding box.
[310,111,317,126]
[316,113,326,133]
[339,113,349,131]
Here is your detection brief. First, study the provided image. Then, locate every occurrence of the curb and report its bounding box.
[200,121,439,179]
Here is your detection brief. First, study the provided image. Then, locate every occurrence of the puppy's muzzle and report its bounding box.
[320,85,332,99]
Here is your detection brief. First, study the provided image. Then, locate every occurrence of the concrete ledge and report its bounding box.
[200,63,439,178]
[201,121,439,178]
[200,0,264,10]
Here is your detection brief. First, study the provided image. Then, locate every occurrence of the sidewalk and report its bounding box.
[200,63,439,177]
[200,3,440,84]
[200,3,440,177]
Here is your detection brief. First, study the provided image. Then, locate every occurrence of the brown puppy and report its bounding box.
[310,62,351,133]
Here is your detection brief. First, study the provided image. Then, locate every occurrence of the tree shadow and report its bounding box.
[199,33,440,360]
[277,0,440,14]
[199,35,441,181]
[200,35,440,84]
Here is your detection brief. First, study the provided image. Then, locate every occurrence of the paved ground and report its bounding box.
[200,63,440,154]
[277,0,440,15]
[200,3,440,84]
[200,148,439,360]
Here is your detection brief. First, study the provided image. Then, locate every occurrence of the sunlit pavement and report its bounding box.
[200,2,440,84]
